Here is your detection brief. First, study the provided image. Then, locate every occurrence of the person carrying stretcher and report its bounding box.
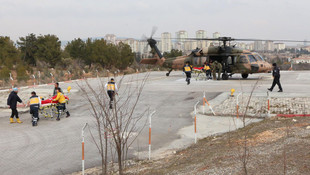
[53,88,70,121]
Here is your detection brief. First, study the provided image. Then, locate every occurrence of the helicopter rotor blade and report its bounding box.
[175,37,310,43]
[150,26,158,38]
[141,34,148,40]
[233,38,310,43]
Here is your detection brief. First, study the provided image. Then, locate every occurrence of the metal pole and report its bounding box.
[32,74,36,86]
[267,91,270,117]
[149,111,156,160]
[9,73,14,89]
[38,71,40,85]
[203,91,206,114]
[82,123,88,175]
[50,73,54,83]
[237,92,242,118]
[194,101,200,144]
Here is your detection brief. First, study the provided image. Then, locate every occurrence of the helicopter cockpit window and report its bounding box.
[257,54,265,61]
[227,56,233,64]
[248,55,257,63]
[238,55,249,63]
[254,54,264,61]
[253,55,263,61]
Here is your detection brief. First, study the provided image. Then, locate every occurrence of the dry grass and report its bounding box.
[123,117,310,175]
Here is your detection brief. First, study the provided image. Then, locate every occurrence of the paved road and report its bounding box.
[0,71,309,175]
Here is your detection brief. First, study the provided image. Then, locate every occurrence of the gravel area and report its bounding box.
[204,94,310,116]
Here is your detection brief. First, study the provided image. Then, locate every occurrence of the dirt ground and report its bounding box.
[120,116,310,175]
[71,116,310,175]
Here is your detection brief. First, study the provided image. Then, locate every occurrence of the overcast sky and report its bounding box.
[1,0,309,42]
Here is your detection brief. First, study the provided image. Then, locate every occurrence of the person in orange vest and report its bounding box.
[53,88,70,121]
[203,61,212,80]
[27,91,41,126]
[183,61,193,85]
[105,78,118,109]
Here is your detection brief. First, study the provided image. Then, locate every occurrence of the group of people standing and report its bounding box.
[183,60,283,92]
[182,60,223,85]
[7,83,70,126]
[6,79,118,126]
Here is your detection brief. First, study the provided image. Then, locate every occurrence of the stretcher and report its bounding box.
[192,67,207,81]
[40,95,69,118]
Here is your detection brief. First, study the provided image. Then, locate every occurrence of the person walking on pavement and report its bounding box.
[183,61,193,85]
[7,87,24,123]
[28,91,41,126]
[53,82,63,96]
[53,88,70,121]
[268,63,283,92]
[105,78,118,109]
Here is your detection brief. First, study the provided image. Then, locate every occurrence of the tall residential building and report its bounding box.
[105,34,116,44]
[265,41,274,51]
[196,30,208,48]
[122,38,138,53]
[213,32,220,39]
[161,32,172,53]
[175,30,188,43]
[254,41,264,51]
[274,43,286,51]
[137,40,150,54]
[246,43,254,51]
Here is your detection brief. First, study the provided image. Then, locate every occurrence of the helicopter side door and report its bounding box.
[234,55,250,73]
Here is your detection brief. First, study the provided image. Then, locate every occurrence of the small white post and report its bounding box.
[38,71,40,85]
[83,70,86,79]
[32,74,36,86]
[50,73,54,83]
[67,71,71,80]
[149,111,156,160]
[203,91,206,114]
[82,123,88,175]
[96,69,99,78]
[267,91,270,117]
[9,73,14,89]
[194,101,200,144]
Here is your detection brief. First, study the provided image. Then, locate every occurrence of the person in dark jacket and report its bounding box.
[7,87,24,123]
[53,82,63,96]
[268,63,283,92]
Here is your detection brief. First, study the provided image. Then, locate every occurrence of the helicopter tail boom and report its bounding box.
[140,58,158,64]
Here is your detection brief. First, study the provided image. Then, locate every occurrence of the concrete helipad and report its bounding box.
[0,70,309,175]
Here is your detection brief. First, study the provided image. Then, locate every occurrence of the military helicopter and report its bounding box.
[140,35,307,80]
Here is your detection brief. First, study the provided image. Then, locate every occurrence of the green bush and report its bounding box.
[16,64,29,82]
[0,67,11,82]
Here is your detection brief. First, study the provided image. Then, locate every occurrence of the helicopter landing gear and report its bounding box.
[222,73,229,80]
[242,73,248,79]
[166,69,172,76]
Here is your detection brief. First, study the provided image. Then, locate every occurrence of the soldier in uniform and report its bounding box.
[268,63,283,92]
[212,61,222,80]
[183,61,192,85]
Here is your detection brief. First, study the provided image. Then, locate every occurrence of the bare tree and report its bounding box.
[79,73,149,174]
[235,80,260,175]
